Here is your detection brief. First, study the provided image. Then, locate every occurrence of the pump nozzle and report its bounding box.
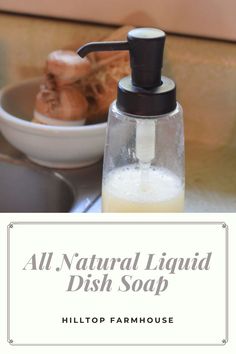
[77,27,176,116]
[77,41,129,58]
[77,28,165,89]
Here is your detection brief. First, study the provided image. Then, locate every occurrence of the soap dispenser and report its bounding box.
[77,28,184,212]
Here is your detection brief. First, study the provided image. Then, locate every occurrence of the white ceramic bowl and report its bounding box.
[0,78,107,168]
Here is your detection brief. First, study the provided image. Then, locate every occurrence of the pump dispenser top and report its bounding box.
[77,27,176,116]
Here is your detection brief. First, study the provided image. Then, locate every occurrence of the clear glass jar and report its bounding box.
[102,101,185,212]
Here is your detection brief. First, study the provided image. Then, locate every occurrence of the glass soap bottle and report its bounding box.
[77,28,185,212]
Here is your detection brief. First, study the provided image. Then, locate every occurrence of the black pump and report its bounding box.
[77,28,176,116]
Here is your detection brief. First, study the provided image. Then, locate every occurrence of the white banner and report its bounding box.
[7,222,228,346]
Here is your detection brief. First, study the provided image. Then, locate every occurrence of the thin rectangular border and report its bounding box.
[7,221,229,346]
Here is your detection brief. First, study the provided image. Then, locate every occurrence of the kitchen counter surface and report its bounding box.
[1,133,236,212]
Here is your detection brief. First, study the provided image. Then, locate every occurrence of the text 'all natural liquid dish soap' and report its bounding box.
[77,28,185,212]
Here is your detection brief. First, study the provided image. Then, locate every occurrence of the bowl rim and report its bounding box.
[0,77,107,135]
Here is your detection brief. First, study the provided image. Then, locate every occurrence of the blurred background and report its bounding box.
[0,0,236,212]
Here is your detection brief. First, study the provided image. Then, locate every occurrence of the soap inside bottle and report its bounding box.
[102,103,184,213]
